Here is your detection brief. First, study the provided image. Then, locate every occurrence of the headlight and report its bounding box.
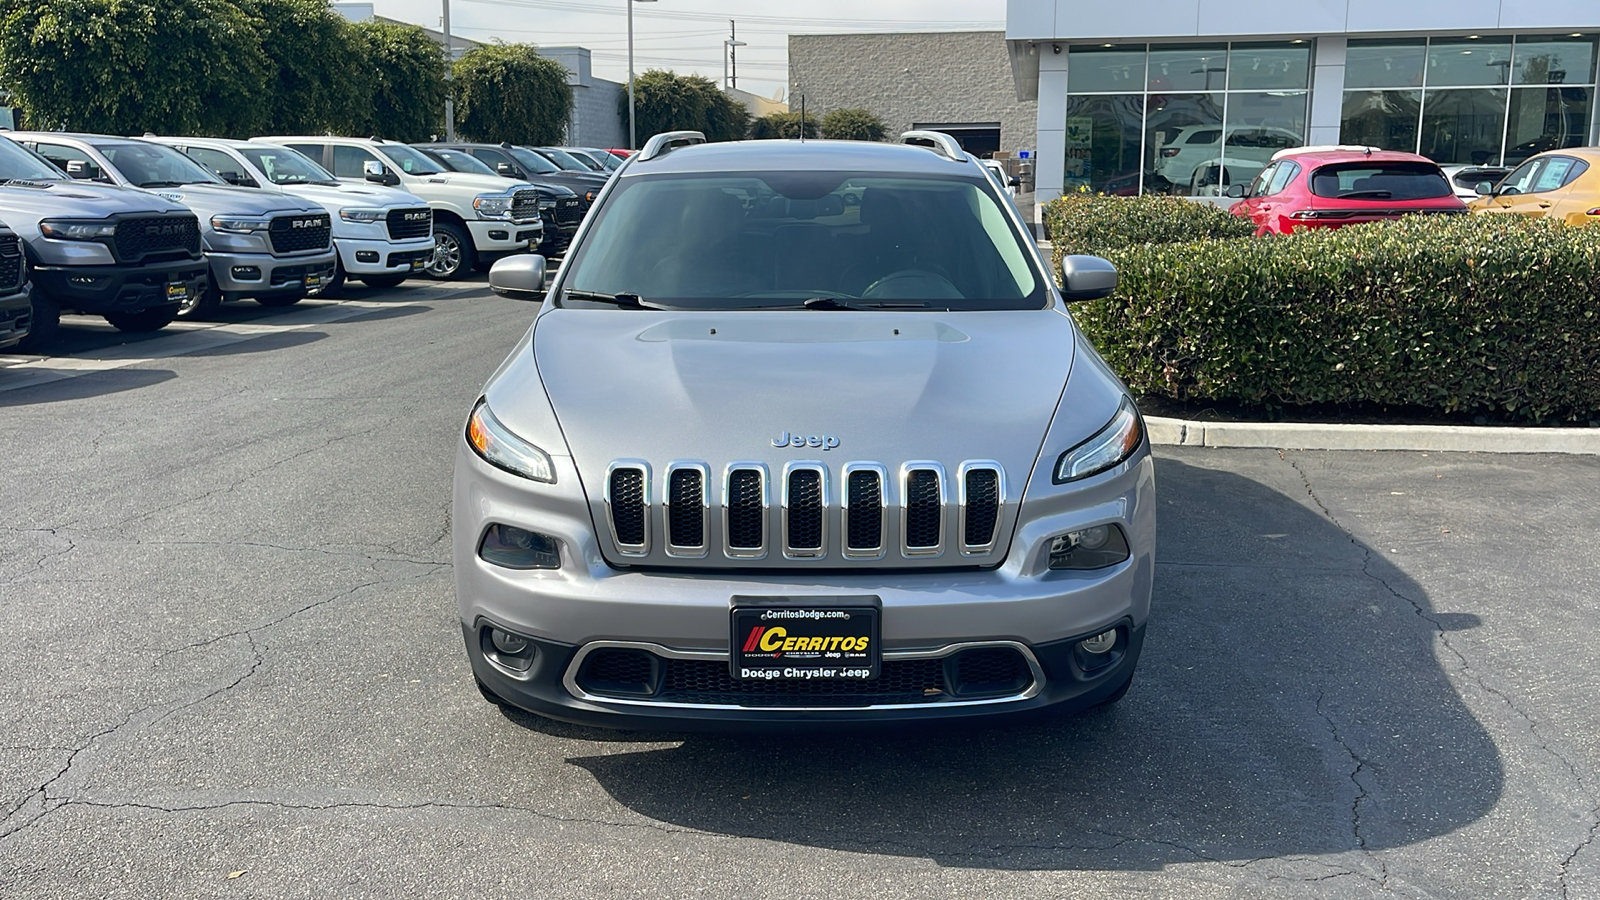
[1054,399,1145,483]
[39,219,116,240]
[1048,525,1131,570]
[339,208,385,223]
[210,216,271,233]
[473,194,513,219]
[466,398,555,483]
[584,190,597,203]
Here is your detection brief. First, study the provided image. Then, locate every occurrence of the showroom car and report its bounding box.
[1468,148,1600,225]
[1228,146,1467,234]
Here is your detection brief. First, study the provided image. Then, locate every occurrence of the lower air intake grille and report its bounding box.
[964,468,1000,548]
[786,469,823,552]
[726,469,764,551]
[609,468,646,547]
[667,468,704,549]
[952,647,1030,696]
[905,469,942,549]
[846,470,882,552]
[657,658,947,707]
[576,648,657,696]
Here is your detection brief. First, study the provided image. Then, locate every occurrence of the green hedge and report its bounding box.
[1052,210,1600,422]
[1043,193,1254,255]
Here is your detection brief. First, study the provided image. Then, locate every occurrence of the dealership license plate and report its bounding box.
[165,282,187,303]
[304,273,322,289]
[410,258,426,272]
[731,601,880,681]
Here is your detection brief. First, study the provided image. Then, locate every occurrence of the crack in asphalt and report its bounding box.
[1281,450,1596,896]
[1314,691,1389,890]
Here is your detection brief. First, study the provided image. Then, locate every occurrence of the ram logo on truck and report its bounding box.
[290,219,319,229]
[144,223,182,236]
[404,212,429,221]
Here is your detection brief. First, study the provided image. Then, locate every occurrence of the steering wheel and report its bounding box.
[861,269,963,301]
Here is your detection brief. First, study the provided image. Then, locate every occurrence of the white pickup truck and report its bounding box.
[256,136,542,280]
[150,137,435,293]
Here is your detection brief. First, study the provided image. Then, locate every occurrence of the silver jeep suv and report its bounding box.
[454,131,1154,729]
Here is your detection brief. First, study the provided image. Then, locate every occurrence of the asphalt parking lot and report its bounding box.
[2,279,1598,898]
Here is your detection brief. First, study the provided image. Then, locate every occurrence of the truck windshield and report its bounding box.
[0,136,67,181]
[100,142,223,187]
[239,146,338,185]
[560,171,1046,311]
[377,145,443,176]
[427,148,497,176]
[507,147,562,175]
[537,148,591,172]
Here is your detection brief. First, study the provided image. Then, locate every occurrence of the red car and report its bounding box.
[1227,147,1467,235]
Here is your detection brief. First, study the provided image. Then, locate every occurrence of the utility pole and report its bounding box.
[442,0,455,140]
[729,20,738,90]
[628,0,658,150]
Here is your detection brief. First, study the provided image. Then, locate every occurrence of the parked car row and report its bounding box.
[0,132,627,352]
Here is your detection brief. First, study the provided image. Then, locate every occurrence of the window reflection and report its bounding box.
[1419,88,1508,165]
[1345,40,1426,89]
[1504,87,1593,164]
[1426,38,1513,87]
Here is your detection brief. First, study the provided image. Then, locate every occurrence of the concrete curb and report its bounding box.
[1147,416,1600,455]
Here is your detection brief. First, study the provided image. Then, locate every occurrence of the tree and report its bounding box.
[453,43,572,145]
[347,19,447,142]
[821,108,887,142]
[243,0,367,134]
[620,69,749,144]
[749,110,818,140]
[0,0,267,135]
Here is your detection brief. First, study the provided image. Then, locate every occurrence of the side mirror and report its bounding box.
[495,162,521,178]
[1226,183,1246,199]
[64,159,100,180]
[363,159,396,185]
[1475,181,1494,196]
[218,170,255,187]
[488,254,548,301]
[1059,254,1118,302]
[1008,176,1021,188]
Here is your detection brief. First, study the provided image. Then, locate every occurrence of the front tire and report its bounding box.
[176,284,221,320]
[360,274,408,290]
[15,290,61,352]
[103,305,177,333]
[426,222,476,280]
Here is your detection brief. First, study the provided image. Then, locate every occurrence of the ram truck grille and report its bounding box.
[0,235,22,291]
[511,190,540,223]
[112,215,201,263]
[269,213,332,254]
[600,459,1007,565]
[386,207,433,240]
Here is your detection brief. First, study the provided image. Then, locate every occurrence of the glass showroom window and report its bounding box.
[1065,42,1310,196]
[1342,34,1598,166]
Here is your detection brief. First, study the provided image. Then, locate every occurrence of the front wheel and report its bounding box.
[426,222,477,280]
[103,305,177,333]
[360,274,408,290]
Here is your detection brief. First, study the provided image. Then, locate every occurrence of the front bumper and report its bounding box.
[32,258,209,315]
[208,250,337,299]
[466,219,542,254]
[0,284,30,350]
[453,443,1156,728]
[335,236,435,276]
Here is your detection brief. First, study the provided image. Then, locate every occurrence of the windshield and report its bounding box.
[100,141,223,187]
[377,144,443,175]
[0,136,67,181]
[507,147,561,174]
[560,171,1045,311]
[537,148,591,172]
[584,149,621,171]
[429,148,497,176]
[1309,162,1452,200]
[562,149,605,172]
[240,146,337,185]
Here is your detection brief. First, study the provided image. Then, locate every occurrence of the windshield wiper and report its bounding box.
[802,297,931,311]
[138,180,185,188]
[562,289,672,310]
[1337,190,1393,199]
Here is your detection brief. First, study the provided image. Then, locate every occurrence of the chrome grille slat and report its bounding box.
[782,463,827,559]
[958,461,1005,555]
[842,464,887,559]
[664,462,709,557]
[605,461,650,556]
[901,463,946,557]
[723,463,769,558]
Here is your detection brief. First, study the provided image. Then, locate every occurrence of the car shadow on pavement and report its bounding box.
[0,367,176,408]
[560,456,1504,870]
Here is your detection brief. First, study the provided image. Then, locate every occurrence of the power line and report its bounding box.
[455,0,999,29]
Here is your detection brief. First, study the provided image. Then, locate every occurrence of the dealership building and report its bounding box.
[1003,0,1600,215]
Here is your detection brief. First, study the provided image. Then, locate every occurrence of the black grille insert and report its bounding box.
[952,647,1030,697]
[112,215,201,262]
[577,649,658,696]
[269,213,332,254]
[386,207,432,240]
[609,468,646,547]
[905,469,942,549]
[726,469,764,550]
[846,470,882,551]
[0,235,21,291]
[963,469,1000,548]
[555,199,584,225]
[657,658,948,707]
[667,468,704,548]
[786,469,823,551]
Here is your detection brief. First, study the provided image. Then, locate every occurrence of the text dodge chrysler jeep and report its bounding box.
[454,131,1155,729]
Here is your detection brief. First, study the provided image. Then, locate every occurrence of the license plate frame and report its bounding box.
[730,596,880,681]
[409,257,426,272]
[165,282,188,303]
[304,273,322,290]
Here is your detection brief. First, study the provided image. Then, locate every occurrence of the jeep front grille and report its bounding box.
[600,459,1007,564]
[0,234,22,291]
[112,215,201,263]
[386,207,433,240]
[268,213,332,255]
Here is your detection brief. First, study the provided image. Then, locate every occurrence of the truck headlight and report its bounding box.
[210,216,271,233]
[466,398,555,483]
[40,219,117,240]
[473,194,513,219]
[339,207,385,223]
[1054,399,1144,483]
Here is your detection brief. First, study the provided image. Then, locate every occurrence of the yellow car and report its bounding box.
[1467,147,1600,225]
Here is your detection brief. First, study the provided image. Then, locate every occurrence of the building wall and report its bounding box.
[789,31,1038,153]
[543,47,626,149]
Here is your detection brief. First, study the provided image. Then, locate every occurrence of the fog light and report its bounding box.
[491,628,528,655]
[231,265,261,280]
[1048,524,1131,570]
[355,250,379,263]
[478,523,560,569]
[1080,629,1117,654]
[488,230,508,241]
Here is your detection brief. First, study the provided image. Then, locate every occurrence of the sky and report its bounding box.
[364,0,1006,99]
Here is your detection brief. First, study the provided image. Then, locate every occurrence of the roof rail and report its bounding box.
[637,131,706,162]
[1272,144,1382,160]
[900,130,966,163]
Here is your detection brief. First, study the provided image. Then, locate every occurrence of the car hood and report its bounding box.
[409,172,528,193]
[281,182,426,209]
[146,183,324,217]
[510,309,1078,493]
[0,179,190,216]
